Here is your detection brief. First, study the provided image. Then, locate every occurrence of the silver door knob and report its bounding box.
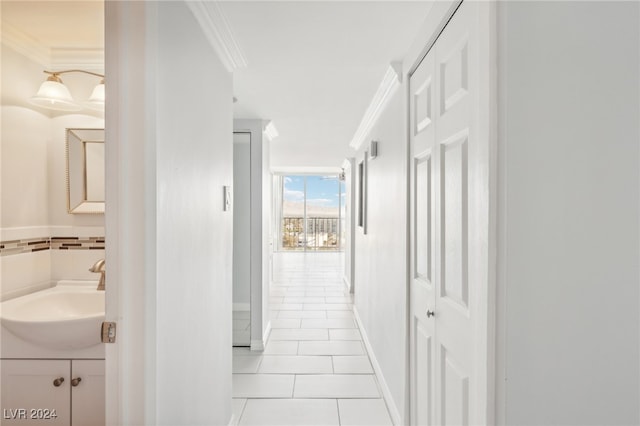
[53,377,65,387]
[426,310,435,318]
[71,377,82,387]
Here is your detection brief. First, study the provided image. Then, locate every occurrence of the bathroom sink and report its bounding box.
[0,281,104,350]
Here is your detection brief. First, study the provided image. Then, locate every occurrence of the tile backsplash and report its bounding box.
[0,236,105,256]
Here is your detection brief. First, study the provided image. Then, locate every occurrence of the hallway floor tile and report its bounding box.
[257,355,333,374]
[293,374,380,398]
[232,252,393,426]
[239,399,340,426]
[338,399,393,426]
[298,340,365,356]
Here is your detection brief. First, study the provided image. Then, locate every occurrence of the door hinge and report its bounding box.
[101,321,117,343]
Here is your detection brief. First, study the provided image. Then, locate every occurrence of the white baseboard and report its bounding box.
[353,307,403,426]
[251,320,271,351]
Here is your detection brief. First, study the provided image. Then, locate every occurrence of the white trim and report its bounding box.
[251,320,271,351]
[354,307,402,426]
[2,23,104,70]
[349,62,402,151]
[51,48,105,71]
[185,1,248,72]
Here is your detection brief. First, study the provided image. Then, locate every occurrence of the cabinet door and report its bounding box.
[1,359,70,425]
[71,360,104,426]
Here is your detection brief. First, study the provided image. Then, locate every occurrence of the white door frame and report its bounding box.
[404,0,498,423]
[105,2,157,424]
[233,120,271,351]
[342,158,356,293]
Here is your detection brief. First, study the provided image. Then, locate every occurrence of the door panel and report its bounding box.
[415,154,432,281]
[414,78,433,135]
[410,1,489,424]
[440,345,470,426]
[415,321,433,425]
[439,37,469,115]
[440,132,469,309]
[410,27,437,426]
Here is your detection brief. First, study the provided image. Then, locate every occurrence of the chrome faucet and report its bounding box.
[89,259,106,291]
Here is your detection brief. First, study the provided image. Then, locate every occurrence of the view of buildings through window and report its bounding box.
[281,175,345,251]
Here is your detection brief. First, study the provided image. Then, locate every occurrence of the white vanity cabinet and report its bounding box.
[1,359,104,426]
[70,360,105,426]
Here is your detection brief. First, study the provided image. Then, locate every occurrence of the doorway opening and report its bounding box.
[275,175,345,252]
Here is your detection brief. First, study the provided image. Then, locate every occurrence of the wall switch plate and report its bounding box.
[224,186,232,211]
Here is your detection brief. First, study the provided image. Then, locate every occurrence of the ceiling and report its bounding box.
[2,1,103,49]
[2,1,432,169]
[223,1,433,169]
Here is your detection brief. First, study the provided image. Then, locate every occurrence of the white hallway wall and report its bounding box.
[353,89,407,424]
[497,1,639,424]
[105,1,233,424]
[354,0,640,424]
[156,3,233,422]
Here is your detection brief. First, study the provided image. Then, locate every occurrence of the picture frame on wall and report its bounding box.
[357,151,368,234]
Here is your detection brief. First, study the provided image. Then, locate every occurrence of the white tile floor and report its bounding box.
[232,252,393,426]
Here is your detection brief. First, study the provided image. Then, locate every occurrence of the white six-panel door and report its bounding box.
[410,2,491,424]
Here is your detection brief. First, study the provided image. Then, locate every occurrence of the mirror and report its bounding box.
[66,128,105,214]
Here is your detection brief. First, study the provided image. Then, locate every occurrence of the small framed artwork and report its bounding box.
[358,151,368,234]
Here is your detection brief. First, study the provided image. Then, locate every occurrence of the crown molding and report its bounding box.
[349,62,403,151]
[2,22,104,70]
[2,22,50,67]
[185,1,248,72]
[51,48,104,72]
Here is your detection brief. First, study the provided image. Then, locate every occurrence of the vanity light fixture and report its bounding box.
[29,70,105,112]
